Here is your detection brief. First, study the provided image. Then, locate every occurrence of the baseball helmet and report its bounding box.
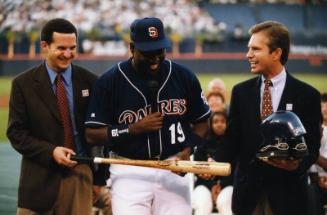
[257,110,308,159]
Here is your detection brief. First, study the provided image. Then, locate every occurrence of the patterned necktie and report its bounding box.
[261,79,273,120]
[56,74,74,150]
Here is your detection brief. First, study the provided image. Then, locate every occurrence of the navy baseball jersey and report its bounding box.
[85,59,210,160]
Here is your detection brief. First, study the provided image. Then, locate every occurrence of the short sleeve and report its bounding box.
[85,75,112,128]
[188,73,211,122]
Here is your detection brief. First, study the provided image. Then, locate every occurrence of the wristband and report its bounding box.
[108,124,130,139]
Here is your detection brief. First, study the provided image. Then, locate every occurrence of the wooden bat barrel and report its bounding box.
[71,156,231,176]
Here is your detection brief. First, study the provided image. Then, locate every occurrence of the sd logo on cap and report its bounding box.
[130,17,171,52]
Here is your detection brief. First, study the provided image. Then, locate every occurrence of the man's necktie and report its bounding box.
[261,79,273,120]
[56,74,74,150]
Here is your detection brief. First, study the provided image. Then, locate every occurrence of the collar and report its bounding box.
[45,61,72,85]
[261,67,286,86]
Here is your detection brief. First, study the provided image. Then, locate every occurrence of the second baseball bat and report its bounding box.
[71,156,231,176]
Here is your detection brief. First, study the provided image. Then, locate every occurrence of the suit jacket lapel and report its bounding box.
[252,76,262,123]
[33,64,61,123]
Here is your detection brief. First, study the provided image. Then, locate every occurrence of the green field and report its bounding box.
[0,73,326,142]
[0,77,12,96]
[0,109,9,142]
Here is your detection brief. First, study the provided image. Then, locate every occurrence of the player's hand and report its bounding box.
[53,146,77,168]
[172,147,191,176]
[198,157,216,180]
[129,112,163,134]
[263,157,300,171]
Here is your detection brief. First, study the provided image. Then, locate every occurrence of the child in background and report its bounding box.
[192,111,233,215]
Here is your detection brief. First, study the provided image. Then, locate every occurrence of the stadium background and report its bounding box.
[0,0,327,214]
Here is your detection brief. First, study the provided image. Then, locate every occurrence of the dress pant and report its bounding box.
[17,164,92,215]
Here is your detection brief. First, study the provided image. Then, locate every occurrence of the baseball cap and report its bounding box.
[130,17,171,52]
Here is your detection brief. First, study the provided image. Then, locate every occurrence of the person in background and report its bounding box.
[192,111,233,215]
[207,91,226,113]
[7,18,97,214]
[307,92,327,215]
[208,78,226,96]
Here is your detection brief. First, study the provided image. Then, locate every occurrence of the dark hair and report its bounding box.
[249,21,290,65]
[41,18,77,44]
[322,92,327,103]
[210,111,227,125]
[208,111,228,138]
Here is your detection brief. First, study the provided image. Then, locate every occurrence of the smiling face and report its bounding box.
[246,32,273,76]
[41,32,77,73]
[246,31,282,79]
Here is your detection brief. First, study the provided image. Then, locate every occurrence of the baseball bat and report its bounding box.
[71,155,231,176]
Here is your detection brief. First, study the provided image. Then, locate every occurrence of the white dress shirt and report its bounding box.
[260,68,286,113]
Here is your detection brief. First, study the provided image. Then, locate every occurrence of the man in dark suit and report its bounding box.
[7,18,97,214]
[225,21,322,215]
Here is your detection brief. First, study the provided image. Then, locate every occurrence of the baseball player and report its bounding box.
[84,17,210,215]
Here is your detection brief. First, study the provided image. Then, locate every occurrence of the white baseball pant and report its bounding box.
[192,185,213,215]
[109,162,192,215]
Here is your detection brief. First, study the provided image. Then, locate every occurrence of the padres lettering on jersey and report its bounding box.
[118,99,186,124]
[85,59,210,160]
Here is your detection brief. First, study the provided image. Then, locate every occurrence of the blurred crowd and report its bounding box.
[1,0,326,56]
[0,0,229,55]
[0,1,224,38]
[206,0,326,4]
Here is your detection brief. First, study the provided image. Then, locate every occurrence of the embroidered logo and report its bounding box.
[286,103,293,111]
[111,129,118,137]
[148,27,158,38]
[82,89,89,97]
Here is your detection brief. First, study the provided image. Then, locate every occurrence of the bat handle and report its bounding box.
[70,155,94,164]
